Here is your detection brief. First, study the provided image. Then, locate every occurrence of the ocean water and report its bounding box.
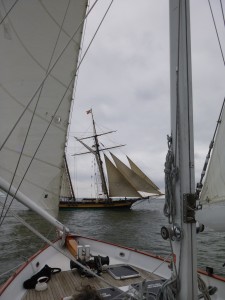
[0,198,225,285]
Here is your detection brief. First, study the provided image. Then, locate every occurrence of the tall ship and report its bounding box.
[59,109,162,209]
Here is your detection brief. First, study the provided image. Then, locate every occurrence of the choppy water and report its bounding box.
[1,198,225,285]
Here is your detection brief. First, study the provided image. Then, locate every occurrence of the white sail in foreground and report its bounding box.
[200,105,225,205]
[110,153,161,195]
[197,102,225,231]
[0,0,87,216]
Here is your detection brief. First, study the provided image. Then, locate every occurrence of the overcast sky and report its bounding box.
[66,0,225,198]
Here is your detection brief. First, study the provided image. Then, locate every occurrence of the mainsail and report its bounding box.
[200,103,225,205]
[0,0,88,216]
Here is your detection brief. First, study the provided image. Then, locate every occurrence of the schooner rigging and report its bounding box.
[59,109,162,209]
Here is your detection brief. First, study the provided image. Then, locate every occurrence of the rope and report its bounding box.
[156,276,177,300]
[220,0,225,27]
[164,135,178,223]
[197,274,211,300]
[0,0,20,26]
[208,0,225,66]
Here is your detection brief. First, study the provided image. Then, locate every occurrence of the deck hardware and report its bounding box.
[196,222,205,234]
[183,193,196,223]
[161,224,183,241]
[206,266,214,276]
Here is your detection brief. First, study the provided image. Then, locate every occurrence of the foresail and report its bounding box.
[111,153,161,195]
[0,0,87,216]
[104,155,141,197]
[126,156,161,194]
[200,105,225,204]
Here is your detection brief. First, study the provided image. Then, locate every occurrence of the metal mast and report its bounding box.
[169,0,197,298]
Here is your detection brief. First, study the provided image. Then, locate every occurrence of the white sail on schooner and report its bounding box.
[1,1,225,300]
[60,109,162,209]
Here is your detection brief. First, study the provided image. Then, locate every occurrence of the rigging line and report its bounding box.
[220,0,225,27]
[0,0,19,26]
[208,0,225,65]
[76,0,114,71]
[0,0,99,153]
[0,1,72,223]
[66,1,97,140]
[68,0,115,145]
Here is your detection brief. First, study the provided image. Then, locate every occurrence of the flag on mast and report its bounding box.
[86,109,92,114]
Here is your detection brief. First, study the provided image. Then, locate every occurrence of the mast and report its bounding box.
[74,110,125,200]
[90,110,110,200]
[169,0,197,298]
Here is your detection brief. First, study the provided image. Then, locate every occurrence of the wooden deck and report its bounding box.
[22,266,161,300]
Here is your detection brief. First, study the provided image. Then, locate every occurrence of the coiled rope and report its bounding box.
[164,135,178,224]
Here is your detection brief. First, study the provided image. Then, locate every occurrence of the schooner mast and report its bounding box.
[74,109,125,201]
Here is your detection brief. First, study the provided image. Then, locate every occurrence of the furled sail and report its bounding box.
[200,104,225,205]
[110,153,161,195]
[0,0,88,216]
[104,155,141,197]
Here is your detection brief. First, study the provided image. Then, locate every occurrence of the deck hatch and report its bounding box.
[107,264,140,279]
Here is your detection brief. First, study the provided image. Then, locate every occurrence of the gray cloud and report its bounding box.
[67,0,225,197]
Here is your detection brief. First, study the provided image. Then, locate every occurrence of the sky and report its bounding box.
[66,0,225,198]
